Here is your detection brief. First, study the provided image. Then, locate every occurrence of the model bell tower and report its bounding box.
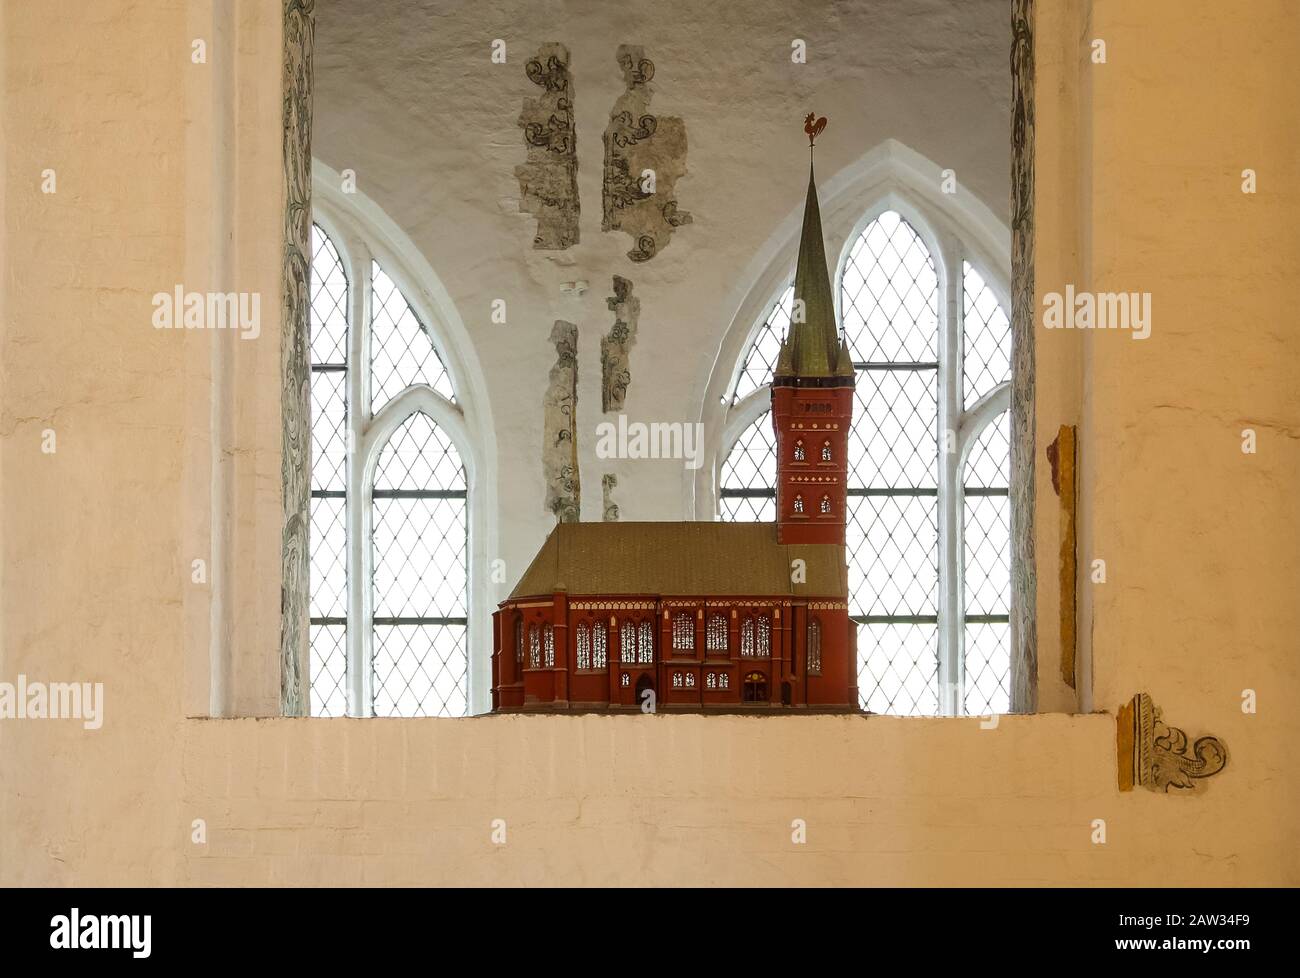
[771,114,856,546]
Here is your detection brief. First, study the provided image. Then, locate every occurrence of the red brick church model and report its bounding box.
[492,119,858,712]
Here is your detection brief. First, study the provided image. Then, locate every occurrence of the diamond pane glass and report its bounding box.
[372,411,466,492]
[962,261,1011,408]
[310,224,348,365]
[371,411,468,717]
[964,409,1010,490]
[962,409,1010,715]
[963,621,1010,716]
[719,409,777,522]
[849,369,938,489]
[857,622,938,716]
[373,623,468,718]
[309,496,346,619]
[731,285,795,403]
[847,494,938,618]
[370,260,456,410]
[309,624,347,718]
[309,223,349,719]
[840,211,938,363]
[310,369,347,491]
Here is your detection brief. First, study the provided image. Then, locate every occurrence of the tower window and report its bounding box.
[821,441,832,462]
[793,495,804,514]
[794,441,806,461]
[820,495,831,514]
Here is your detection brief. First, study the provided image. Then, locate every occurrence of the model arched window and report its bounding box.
[706,614,728,653]
[740,617,756,657]
[308,222,471,718]
[819,495,831,515]
[821,441,832,462]
[638,621,654,663]
[672,612,694,652]
[592,622,608,669]
[576,622,591,670]
[718,210,1012,717]
[706,672,717,690]
[793,495,804,514]
[807,618,823,675]
[794,441,806,462]
[528,624,541,669]
[514,617,523,667]
[620,620,637,664]
[756,615,772,655]
[542,624,555,668]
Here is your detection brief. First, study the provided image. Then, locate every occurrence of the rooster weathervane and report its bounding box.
[804,112,827,149]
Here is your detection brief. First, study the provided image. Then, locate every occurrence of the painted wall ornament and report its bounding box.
[516,43,580,249]
[1118,692,1229,793]
[602,45,691,262]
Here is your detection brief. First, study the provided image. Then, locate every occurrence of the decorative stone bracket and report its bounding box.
[1117,692,1229,793]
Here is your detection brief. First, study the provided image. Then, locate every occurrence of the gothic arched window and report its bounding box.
[706,614,728,654]
[717,208,1012,717]
[308,221,472,718]
[514,617,523,667]
[529,624,541,669]
[576,622,591,670]
[740,617,756,657]
[807,618,823,675]
[592,622,608,669]
[620,620,637,664]
[638,621,654,663]
[672,612,694,652]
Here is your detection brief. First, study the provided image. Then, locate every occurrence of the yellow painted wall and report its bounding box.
[1,0,1297,885]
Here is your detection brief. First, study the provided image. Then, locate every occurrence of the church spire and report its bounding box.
[777,112,841,382]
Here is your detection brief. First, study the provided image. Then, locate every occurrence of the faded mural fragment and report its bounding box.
[602,45,692,262]
[601,275,639,413]
[543,320,581,521]
[516,43,579,250]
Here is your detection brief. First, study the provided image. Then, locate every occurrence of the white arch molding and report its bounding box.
[698,139,1013,716]
[311,161,499,716]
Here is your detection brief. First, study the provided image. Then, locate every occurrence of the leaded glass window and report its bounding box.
[807,618,822,675]
[514,618,523,667]
[308,219,472,719]
[529,624,540,669]
[543,624,555,668]
[757,615,771,655]
[718,209,1012,717]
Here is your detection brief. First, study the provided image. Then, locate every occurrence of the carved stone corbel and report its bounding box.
[1117,692,1228,793]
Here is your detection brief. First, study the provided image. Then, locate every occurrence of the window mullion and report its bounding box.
[937,241,964,717]
[345,238,372,717]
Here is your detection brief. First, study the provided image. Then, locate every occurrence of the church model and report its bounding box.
[492,119,858,712]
